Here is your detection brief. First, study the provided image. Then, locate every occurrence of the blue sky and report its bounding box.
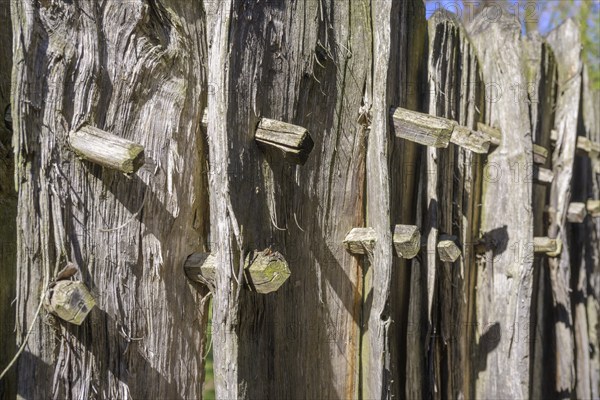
[423,0,589,34]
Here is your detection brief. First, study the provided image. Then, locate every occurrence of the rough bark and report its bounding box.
[206,1,426,398]
[467,10,534,399]
[11,1,209,398]
[0,0,16,398]
[546,19,583,398]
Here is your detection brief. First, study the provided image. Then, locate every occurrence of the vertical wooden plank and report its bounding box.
[546,19,583,398]
[467,10,534,399]
[11,1,210,398]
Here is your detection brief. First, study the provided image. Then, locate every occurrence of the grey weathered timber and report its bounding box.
[577,136,600,157]
[254,118,314,164]
[533,144,549,165]
[546,19,583,397]
[588,200,600,217]
[205,0,420,398]
[534,166,555,184]
[343,228,377,255]
[391,107,454,147]
[392,106,490,153]
[437,235,461,262]
[44,281,96,325]
[477,122,501,146]
[533,237,562,256]
[68,125,145,173]
[524,31,558,400]
[0,1,15,396]
[567,202,587,223]
[468,10,535,399]
[449,124,490,154]
[392,225,420,259]
[184,252,217,289]
[12,1,210,398]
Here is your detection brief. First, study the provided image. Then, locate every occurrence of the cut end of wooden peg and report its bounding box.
[534,237,562,256]
[450,124,490,154]
[476,123,501,147]
[437,234,461,262]
[577,136,600,157]
[391,107,453,148]
[184,252,216,288]
[245,249,291,294]
[45,281,96,325]
[393,224,421,259]
[532,144,549,165]
[533,166,554,185]
[254,118,314,165]
[201,108,208,130]
[567,202,587,223]
[587,199,600,217]
[344,228,377,255]
[68,125,145,173]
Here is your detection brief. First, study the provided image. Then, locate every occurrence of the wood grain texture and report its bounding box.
[546,19,583,398]
[0,0,16,397]
[11,1,210,398]
[468,10,534,399]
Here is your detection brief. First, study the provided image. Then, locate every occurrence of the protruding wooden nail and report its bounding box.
[391,107,454,148]
[45,281,96,325]
[184,250,291,294]
[533,166,554,184]
[254,118,314,165]
[587,200,600,217]
[450,124,491,154]
[477,123,501,146]
[567,202,587,223]
[534,237,561,256]
[577,136,600,157]
[68,125,145,173]
[533,144,549,165]
[437,234,461,262]
[392,225,420,259]
[343,228,377,255]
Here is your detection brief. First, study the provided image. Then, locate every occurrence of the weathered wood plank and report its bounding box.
[534,166,555,184]
[449,124,490,154]
[546,18,583,397]
[12,1,210,398]
[477,122,501,146]
[467,9,535,399]
[68,125,145,173]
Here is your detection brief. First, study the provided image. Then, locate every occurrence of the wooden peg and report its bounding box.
[449,124,491,154]
[343,228,377,255]
[392,225,420,259]
[437,234,461,262]
[45,281,96,325]
[587,200,600,217]
[533,237,561,256]
[577,136,600,157]
[476,123,501,146]
[533,166,554,184]
[68,125,145,173]
[533,144,549,165]
[254,118,314,164]
[184,250,291,294]
[567,202,587,223]
[391,107,454,147]
[201,108,208,130]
